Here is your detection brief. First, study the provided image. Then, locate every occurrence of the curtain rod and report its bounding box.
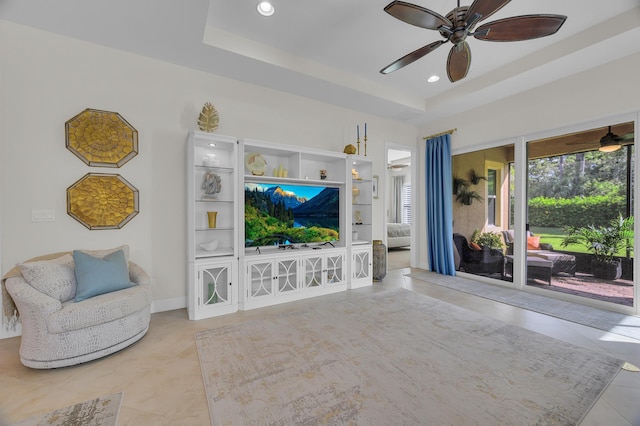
[423,128,457,140]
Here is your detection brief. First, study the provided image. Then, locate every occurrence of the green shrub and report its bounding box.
[528,195,625,228]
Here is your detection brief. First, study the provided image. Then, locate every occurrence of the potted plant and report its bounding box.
[453,176,469,195]
[561,215,634,280]
[471,229,504,251]
[453,172,484,205]
[456,186,483,205]
[469,169,487,185]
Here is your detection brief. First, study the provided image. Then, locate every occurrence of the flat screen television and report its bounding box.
[245,183,340,247]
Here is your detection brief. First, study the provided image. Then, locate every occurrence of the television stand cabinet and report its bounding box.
[186,132,373,320]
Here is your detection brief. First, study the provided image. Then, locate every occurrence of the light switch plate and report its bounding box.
[32,210,55,222]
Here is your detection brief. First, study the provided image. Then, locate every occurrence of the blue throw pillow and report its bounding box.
[73,249,133,302]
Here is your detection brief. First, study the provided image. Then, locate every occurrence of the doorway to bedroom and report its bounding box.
[386,146,416,271]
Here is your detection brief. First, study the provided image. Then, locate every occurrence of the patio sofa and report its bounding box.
[502,230,576,276]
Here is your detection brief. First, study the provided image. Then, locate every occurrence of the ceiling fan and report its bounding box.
[598,126,633,152]
[380,0,567,82]
[562,125,634,152]
[388,163,410,169]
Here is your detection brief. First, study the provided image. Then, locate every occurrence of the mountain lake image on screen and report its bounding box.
[244,183,340,247]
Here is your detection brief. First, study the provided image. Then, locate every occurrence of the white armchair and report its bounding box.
[3,247,152,369]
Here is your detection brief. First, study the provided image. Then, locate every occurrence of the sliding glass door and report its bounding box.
[526,122,634,307]
[452,144,515,282]
[451,117,636,313]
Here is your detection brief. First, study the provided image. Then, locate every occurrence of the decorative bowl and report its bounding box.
[200,240,219,252]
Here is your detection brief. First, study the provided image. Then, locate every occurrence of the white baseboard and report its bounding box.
[151,297,186,314]
[0,327,21,340]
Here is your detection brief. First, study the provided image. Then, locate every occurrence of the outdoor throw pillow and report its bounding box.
[18,254,77,302]
[73,249,133,302]
[527,236,541,250]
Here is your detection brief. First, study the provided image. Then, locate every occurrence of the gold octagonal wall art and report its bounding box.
[67,173,139,230]
[65,108,138,167]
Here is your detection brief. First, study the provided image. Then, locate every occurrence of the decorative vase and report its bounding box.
[352,186,360,204]
[373,240,387,282]
[200,239,219,252]
[207,283,218,304]
[207,211,217,228]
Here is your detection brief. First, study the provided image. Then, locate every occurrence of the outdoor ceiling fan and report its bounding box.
[598,126,634,152]
[564,126,635,152]
[379,0,567,82]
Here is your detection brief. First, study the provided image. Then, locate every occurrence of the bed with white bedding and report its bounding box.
[387,223,410,248]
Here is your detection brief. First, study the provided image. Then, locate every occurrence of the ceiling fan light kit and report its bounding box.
[599,143,622,153]
[599,126,623,152]
[380,0,567,82]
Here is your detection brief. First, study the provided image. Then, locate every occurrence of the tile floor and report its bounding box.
[387,247,411,270]
[1,267,640,425]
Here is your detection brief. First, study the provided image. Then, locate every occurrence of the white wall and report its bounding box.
[0,21,419,330]
[422,52,640,151]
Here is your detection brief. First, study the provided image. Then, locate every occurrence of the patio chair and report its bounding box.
[501,230,576,276]
[501,230,553,255]
[453,233,504,278]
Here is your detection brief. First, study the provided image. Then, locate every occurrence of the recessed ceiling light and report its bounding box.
[427,75,440,83]
[257,1,275,17]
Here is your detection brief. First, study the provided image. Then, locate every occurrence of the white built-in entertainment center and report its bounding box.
[187,131,373,320]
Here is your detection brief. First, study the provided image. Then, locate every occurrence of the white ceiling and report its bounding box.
[388,148,412,164]
[1,0,639,127]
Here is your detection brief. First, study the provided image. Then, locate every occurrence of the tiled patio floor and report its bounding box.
[527,273,634,307]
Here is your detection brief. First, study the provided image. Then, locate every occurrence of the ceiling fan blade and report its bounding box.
[621,132,635,141]
[446,41,471,83]
[466,0,511,25]
[384,1,451,30]
[380,40,445,74]
[474,15,567,41]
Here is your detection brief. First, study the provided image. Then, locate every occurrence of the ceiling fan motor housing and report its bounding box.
[442,7,471,45]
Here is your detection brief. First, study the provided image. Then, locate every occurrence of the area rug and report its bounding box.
[10,392,123,426]
[195,289,622,425]
[407,270,640,341]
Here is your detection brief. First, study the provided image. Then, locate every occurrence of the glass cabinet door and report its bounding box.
[325,253,345,286]
[200,263,232,307]
[276,258,299,294]
[353,250,370,280]
[302,255,323,288]
[247,260,274,299]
